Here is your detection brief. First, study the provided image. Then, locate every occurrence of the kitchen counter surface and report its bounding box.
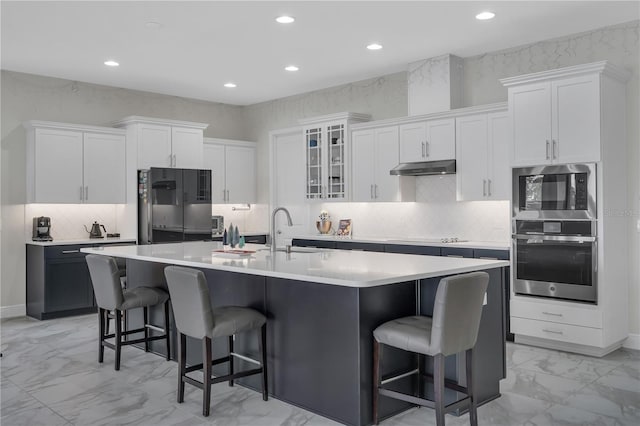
[293,234,510,250]
[27,237,137,246]
[81,241,508,288]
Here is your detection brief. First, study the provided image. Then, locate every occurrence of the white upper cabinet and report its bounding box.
[399,118,455,163]
[501,63,623,167]
[299,112,370,201]
[456,110,509,201]
[203,138,256,204]
[352,126,415,202]
[113,116,208,169]
[25,121,126,204]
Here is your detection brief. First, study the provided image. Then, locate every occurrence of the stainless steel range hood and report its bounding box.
[390,160,456,176]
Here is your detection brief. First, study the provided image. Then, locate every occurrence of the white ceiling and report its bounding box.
[2,1,638,106]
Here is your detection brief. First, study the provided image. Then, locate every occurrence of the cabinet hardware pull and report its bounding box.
[374,184,378,199]
[85,186,88,201]
[62,250,80,254]
[370,184,374,199]
[546,140,550,159]
[542,311,563,317]
[421,142,425,158]
[425,141,429,157]
[542,329,563,335]
[223,189,226,202]
[488,179,492,196]
[483,179,487,196]
[552,140,557,159]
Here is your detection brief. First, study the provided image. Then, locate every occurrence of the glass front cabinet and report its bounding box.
[300,112,370,201]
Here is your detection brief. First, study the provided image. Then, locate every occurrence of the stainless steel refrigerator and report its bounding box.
[138,168,212,244]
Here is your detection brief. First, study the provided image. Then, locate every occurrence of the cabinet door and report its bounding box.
[34,128,84,203]
[138,123,172,169]
[172,127,203,168]
[326,123,347,200]
[203,143,226,203]
[83,132,126,203]
[509,82,552,166]
[552,75,601,163]
[425,118,455,161]
[305,126,323,199]
[456,114,488,201]
[399,122,426,163]
[487,112,510,200]
[225,145,256,203]
[351,129,376,201]
[45,257,93,312]
[374,126,401,202]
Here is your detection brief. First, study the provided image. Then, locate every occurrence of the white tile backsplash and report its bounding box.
[24,204,123,241]
[312,175,510,242]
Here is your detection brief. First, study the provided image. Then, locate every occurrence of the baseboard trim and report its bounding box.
[0,304,26,319]
[623,333,640,350]
[515,335,623,357]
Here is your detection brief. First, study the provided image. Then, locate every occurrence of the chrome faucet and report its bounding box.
[270,207,293,252]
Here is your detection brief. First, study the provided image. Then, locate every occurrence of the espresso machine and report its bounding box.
[32,216,53,241]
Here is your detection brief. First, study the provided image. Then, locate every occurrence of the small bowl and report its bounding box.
[316,220,332,234]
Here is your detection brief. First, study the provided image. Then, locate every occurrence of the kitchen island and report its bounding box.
[82,241,509,426]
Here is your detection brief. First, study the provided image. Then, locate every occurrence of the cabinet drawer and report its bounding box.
[441,247,474,258]
[511,298,602,328]
[45,245,88,259]
[511,317,603,347]
[473,249,509,260]
[244,235,267,245]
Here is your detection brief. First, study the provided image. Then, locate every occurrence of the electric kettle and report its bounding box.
[84,221,107,239]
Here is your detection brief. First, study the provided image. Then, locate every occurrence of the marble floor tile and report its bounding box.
[500,366,589,404]
[2,314,639,426]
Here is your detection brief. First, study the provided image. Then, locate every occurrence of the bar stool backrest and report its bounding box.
[86,254,125,311]
[164,266,214,339]
[431,272,489,357]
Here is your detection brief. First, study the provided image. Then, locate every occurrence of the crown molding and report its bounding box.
[500,61,630,87]
[112,115,209,129]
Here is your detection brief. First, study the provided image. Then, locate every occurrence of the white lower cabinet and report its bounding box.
[203,138,256,204]
[25,121,126,204]
[510,297,604,348]
[352,126,414,202]
[456,110,509,201]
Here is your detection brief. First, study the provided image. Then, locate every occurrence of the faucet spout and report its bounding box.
[270,207,293,252]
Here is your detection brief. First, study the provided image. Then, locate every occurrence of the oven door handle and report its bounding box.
[513,234,596,243]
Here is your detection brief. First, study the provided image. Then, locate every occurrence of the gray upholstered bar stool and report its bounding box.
[373,272,489,426]
[164,265,268,417]
[86,254,171,371]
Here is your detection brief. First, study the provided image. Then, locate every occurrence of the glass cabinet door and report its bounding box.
[306,127,322,199]
[327,124,345,199]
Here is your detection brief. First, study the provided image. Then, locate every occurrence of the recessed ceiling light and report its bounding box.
[366,43,383,50]
[104,60,119,67]
[285,65,299,72]
[276,16,295,24]
[224,83,237,88]
[475,11,495,20]
[145,21,162,29]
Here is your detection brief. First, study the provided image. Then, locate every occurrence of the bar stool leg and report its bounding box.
[177,333,186,403]
[228,335,234,387]
[202,337,212,416]
[98,308,105,363]
[105,309,110,335]
[115,310,123,371]
[434,353,445,426]
[372,339,383,425]
[143,306,150,352]
[164,301,171,360]
[259,324,268,401]
[466,349,477,426]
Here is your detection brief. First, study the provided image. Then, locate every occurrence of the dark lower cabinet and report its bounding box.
[26,241,134,320]
[292,238,337,249]
[334,241,385,252]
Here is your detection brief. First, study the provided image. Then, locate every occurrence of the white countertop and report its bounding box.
[27,237,137,246]
[81,241,509,288]
[293,235,510,250]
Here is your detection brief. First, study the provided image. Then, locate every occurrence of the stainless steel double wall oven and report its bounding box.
[512,163,597,303]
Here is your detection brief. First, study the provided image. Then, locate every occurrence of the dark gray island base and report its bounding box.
[125,260,506,426]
